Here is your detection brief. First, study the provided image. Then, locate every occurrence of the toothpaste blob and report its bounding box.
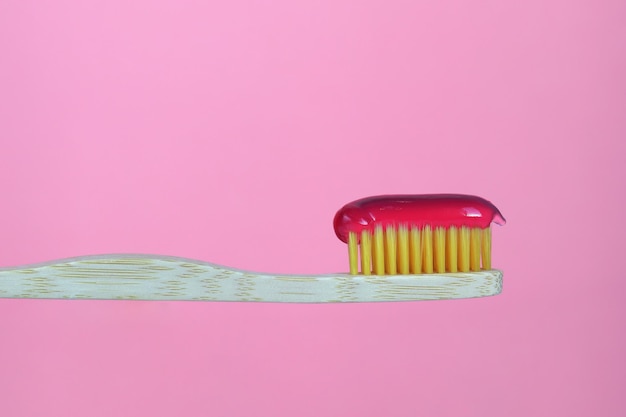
[333,194,506,243]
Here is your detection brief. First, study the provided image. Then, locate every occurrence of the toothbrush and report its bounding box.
[0,194,505,303]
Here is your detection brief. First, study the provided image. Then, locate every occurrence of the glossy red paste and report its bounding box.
[333,194,506,243]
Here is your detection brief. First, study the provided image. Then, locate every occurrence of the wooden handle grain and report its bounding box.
[0,255,502,302]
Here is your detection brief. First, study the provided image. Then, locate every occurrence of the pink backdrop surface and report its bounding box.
[1,1,624,416]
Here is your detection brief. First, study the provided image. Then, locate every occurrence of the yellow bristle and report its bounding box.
[458,226,470,272]
[348,231,358,275]
[409,226,421,274]
[470,227,481,271]
[422,225,433,274]
[433,227,446,273]
[360,230,372,275]
[385,225,397,275]
[372,225,385,275]
[348,223,494,276]
[397,224,410,274]
[482,227,492,270]
[446,226,458,272]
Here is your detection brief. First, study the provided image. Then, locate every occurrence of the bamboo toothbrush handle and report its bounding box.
[0,255,502,302]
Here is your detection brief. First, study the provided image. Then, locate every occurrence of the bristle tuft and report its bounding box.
[385,225,397,275]
[360,230,372,275]
[446,226,458,272]
[409,226,421,274]
[422,225,433,274]
[433,227,446,273]
[458,226,470,272]
[481,227,491,270]
[397,225,410,274]
[372,225,385,275]
[470,227,481,271]
[348,232,358,275]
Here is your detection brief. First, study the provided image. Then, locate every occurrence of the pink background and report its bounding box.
[1,1,624,416]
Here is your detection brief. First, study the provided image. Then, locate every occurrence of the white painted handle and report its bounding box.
[0,255,502,302]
